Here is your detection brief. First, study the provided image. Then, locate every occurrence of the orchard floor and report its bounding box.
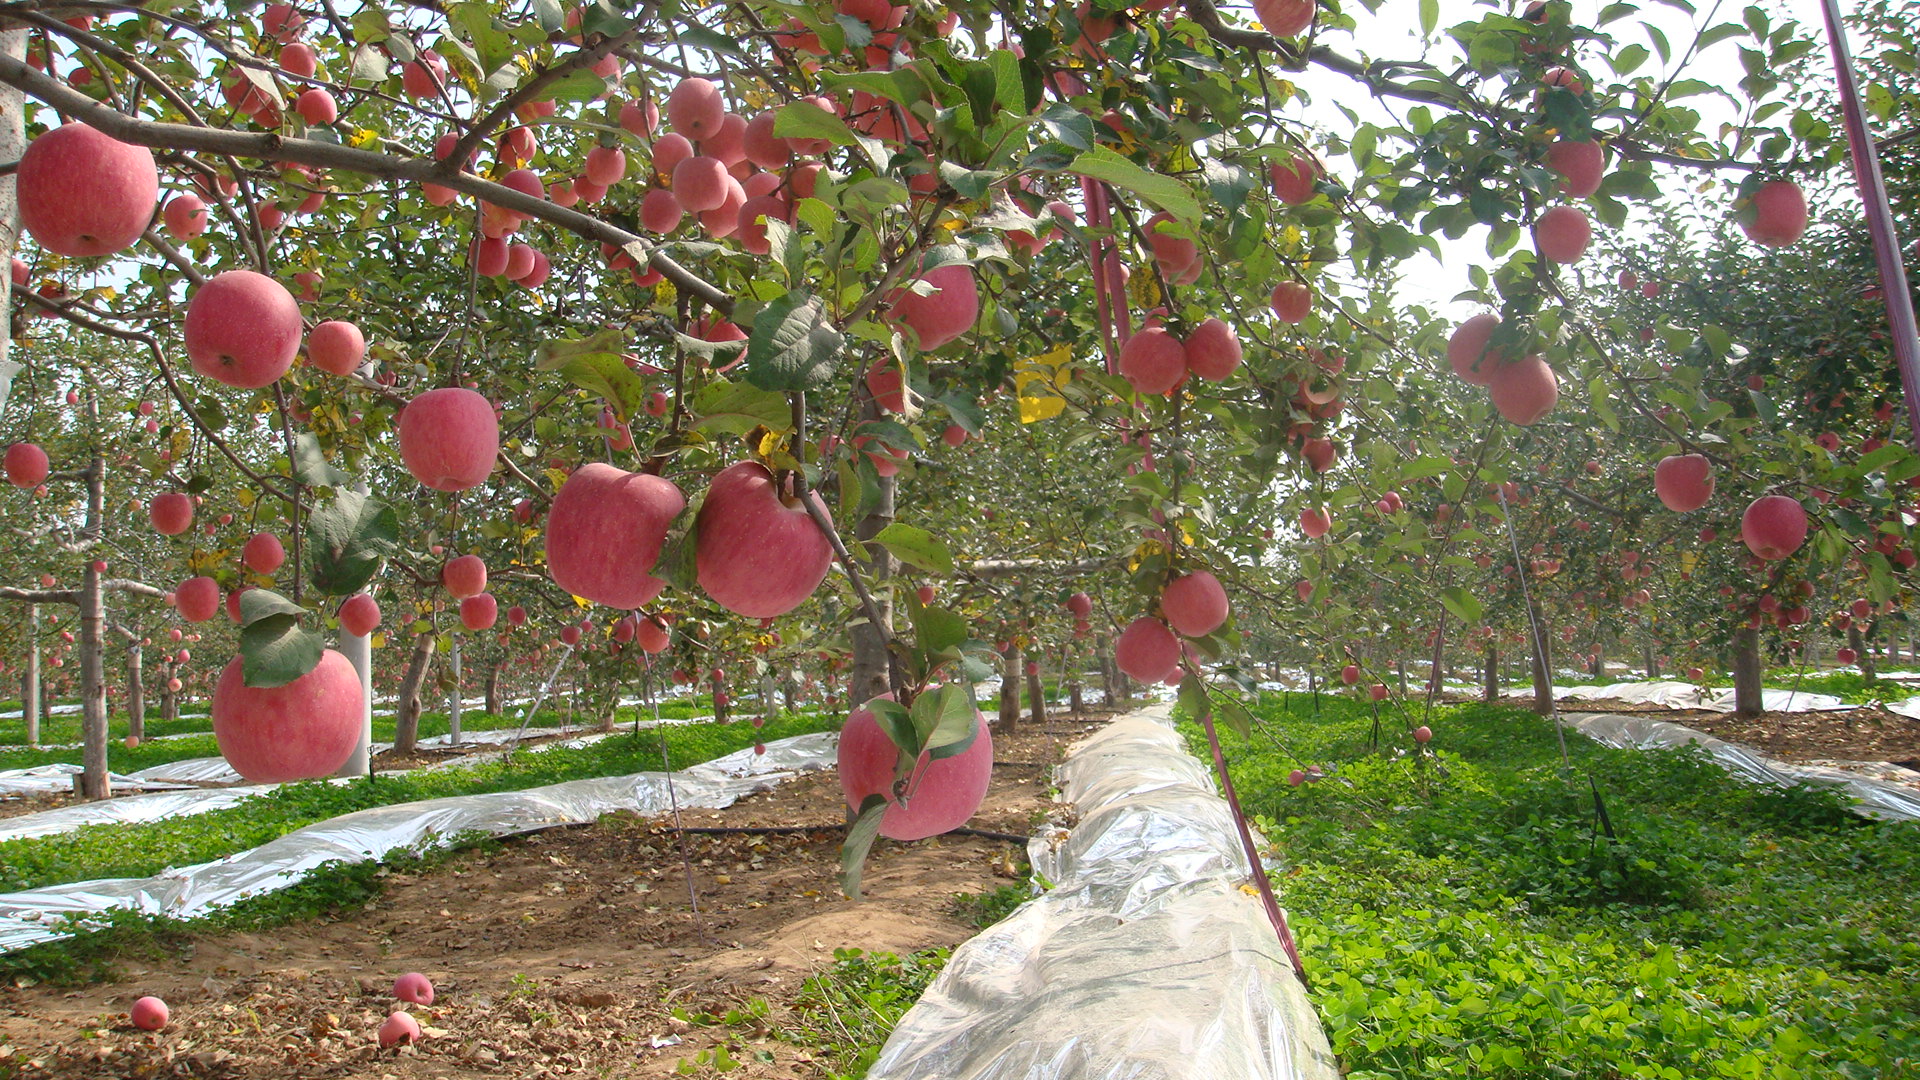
[1560,697,1920,762]
[0,713,1112,1079]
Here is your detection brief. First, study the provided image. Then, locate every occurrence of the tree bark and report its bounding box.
[995,648,1019,733]
[1024,646,1046,726]
[79,559,107,799]
[126,638,144,741]
[1850,623,1876,681]
[1482,645,1499,702]
[23,604,39,746]
[1733,627,1764,718]
[1526,603,1554,716]
[160,660,178,723]
[1643,644,1658,680]
[485,663,502,715]
[1589,642,1604,679]
[393,633,436,753]
[446,636,464,743]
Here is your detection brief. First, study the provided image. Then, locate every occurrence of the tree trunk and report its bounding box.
[160,660,178,723]
[1589,642,1603,679]
[126,639,144,741]
[393,633,436,753]
[995,648,1019,733]
[781,665,797,711]
[1024,646,1046,726]
[1068,645,1084,714]
[1526,605,1554,716]
[23,604,39,746]
[485,663,501,715]
[1850,623,1876,682]
[79,559,107,800]
[1643,644,1658,680]
[1395,656,1408,695]
[846,461,897,710]
[446,636,464,743]
[1482,645,1498,702]
[1733,627,1764,718]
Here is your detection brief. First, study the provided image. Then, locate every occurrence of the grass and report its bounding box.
[0,707,836,894]
[0,693,736,772]
[784,948,952,1079]
[1185,695,1920,1079]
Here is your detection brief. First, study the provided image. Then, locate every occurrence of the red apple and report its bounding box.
[1268,153,1322,205]
[1300,507,1331,538]
[1534,205,1591,263]
[5,442,48,488]
[1545,138,1604,197]
[1489,355,1558,425]
[211,648,363,783]
[546,463,685,608]
[397,387,498,491]
[306,320,366,377]
[1368,683,1388,701]
[1741,180,1806,248]
[1066,591,1093,617]
[883,264,979,351]
[393,972,434,1005]
[243,531,285,574]
[176,576,220,622]
[1184,318,1242,382]
[459,593,498,631]
[838,698,993,840]
[1446,313,1502,385]
[130,995,169,1031]
[17,123,158,257]
[1118,326,1187,396]
[695,461,833,618]
[1340,664,1359,685]
[1837,647,1858,665]
[667,77,725,140]
[1252,0,1314,34]
[1413,725,1432,743]
[377,1011,421,1049]
[163,193,208,239]
[185,271,303,388]
[1270,281,1311,324]
[338,593,380,637]
[1115,616,1180,683]
[636,618,669,652]
[441,554,487,598]
[1741,495,1807,560]
[1162,570,1229,637]
[294,87,337,125]
[866,360,907,412]
[1654,454,1713,512]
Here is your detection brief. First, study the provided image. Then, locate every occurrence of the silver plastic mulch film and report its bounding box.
[868,706,1340,1080]
[0,732,838,956]
[1563,712,1920,822]
[1504,679,1850,712]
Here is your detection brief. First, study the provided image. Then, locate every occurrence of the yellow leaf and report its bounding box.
[1679,551,1699,575]
[1015,344,1073,424]
[350,128,379,148]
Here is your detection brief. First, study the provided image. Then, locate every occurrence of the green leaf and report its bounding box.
[745,292,843,392]
[864,697,921,759]
[1215,693,1255,740]
[909,602,969,656]
[775,101,859,147]
[238,588,305,627]
[1037,101,1094,150]
[544,68,609,102]
[911,682,977,758]
[1440,586,1485,623]
[292,433,351,487]
[1419,0,1438,35]
[537,328,648,414]
[839,795,890,900]
[870,522,954,573]
[307,490,399,596]
[1070,146,1201,224]
[650,498,701,594]
[1177,673,1207,723]
[690,379,792,436]
[240,613,324,689]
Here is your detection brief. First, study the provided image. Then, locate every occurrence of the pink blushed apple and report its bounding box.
[210,648,363,782]
[184,271,303,388]
[838,699,994,840]
[694,461,834,618]
[546,463,685,608]
[397,387,498,491]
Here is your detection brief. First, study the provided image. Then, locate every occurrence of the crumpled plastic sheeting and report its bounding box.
[0,731,839,956]
[868,708,1339,1080]
[1506,680,1849,712]
[1886,694,1920,721]
[0,764,193,798]
[1564,712,1920,823]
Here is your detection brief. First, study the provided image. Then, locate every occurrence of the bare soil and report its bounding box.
[0,715,1112,1079]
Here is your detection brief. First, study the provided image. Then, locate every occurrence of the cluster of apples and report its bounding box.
[1116,316,1243,397]
[1113,570,1230,686]
[1444,313,1559,426]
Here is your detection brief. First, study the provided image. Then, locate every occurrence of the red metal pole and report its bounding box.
[1822,0,1920,451]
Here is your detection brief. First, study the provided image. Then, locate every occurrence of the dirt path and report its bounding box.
[0,717,1111,1079]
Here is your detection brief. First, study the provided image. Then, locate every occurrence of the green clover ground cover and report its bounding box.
[0,708,835,894]
[1189,696,1920,1080]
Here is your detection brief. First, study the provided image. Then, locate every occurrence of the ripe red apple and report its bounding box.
[397,387,498,491]
[695,461,833,618]
[1184,318,1242,381]
[667,77,725,140]
[1368,684,1387,701]
[546,463,685,608]
[176,576,220,622]
[1270,281,1311,324]
[1447,313,1502,385]
[5,442,48,488]
[1066,591,1093,617]
[243,531,286,574]
[865,360,907,412]
[295,87,337,125]
[1118,326,1188,396]
[338,593,380,637]
[1534,205,1591,263]
[1287,769,1306,787]
[1300,507,1331,538]
[1837,647,1858,665]
[459,593,498,631]
[1488,354,1558,425]
[1162,570,1229,637]
[1545,138,1604,197]
[1115,616,1180,683]
[1740,180,1806,248]
[1302,437,1337,472]
[306,320,366,377]
[1413,725,1432,743]
[163,193,208,239]
[838,699,994,840]
[942,424,968,447]
[393,972,434,1005]
[17,123,158,257]
[1252,0,1314,35]
[1340,664,1359,685]
[130,995,169,1031]
[211,648,363,783]
[1269,153,1322,205]
[884,264,979,351]
[378,1011,421,1049]
[441,554,488,598]
[1654,454,1713,512]
[1740,495,1807,560]
[184,271,303,388]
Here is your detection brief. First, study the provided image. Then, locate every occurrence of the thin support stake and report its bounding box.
[1194,695,1309,987]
